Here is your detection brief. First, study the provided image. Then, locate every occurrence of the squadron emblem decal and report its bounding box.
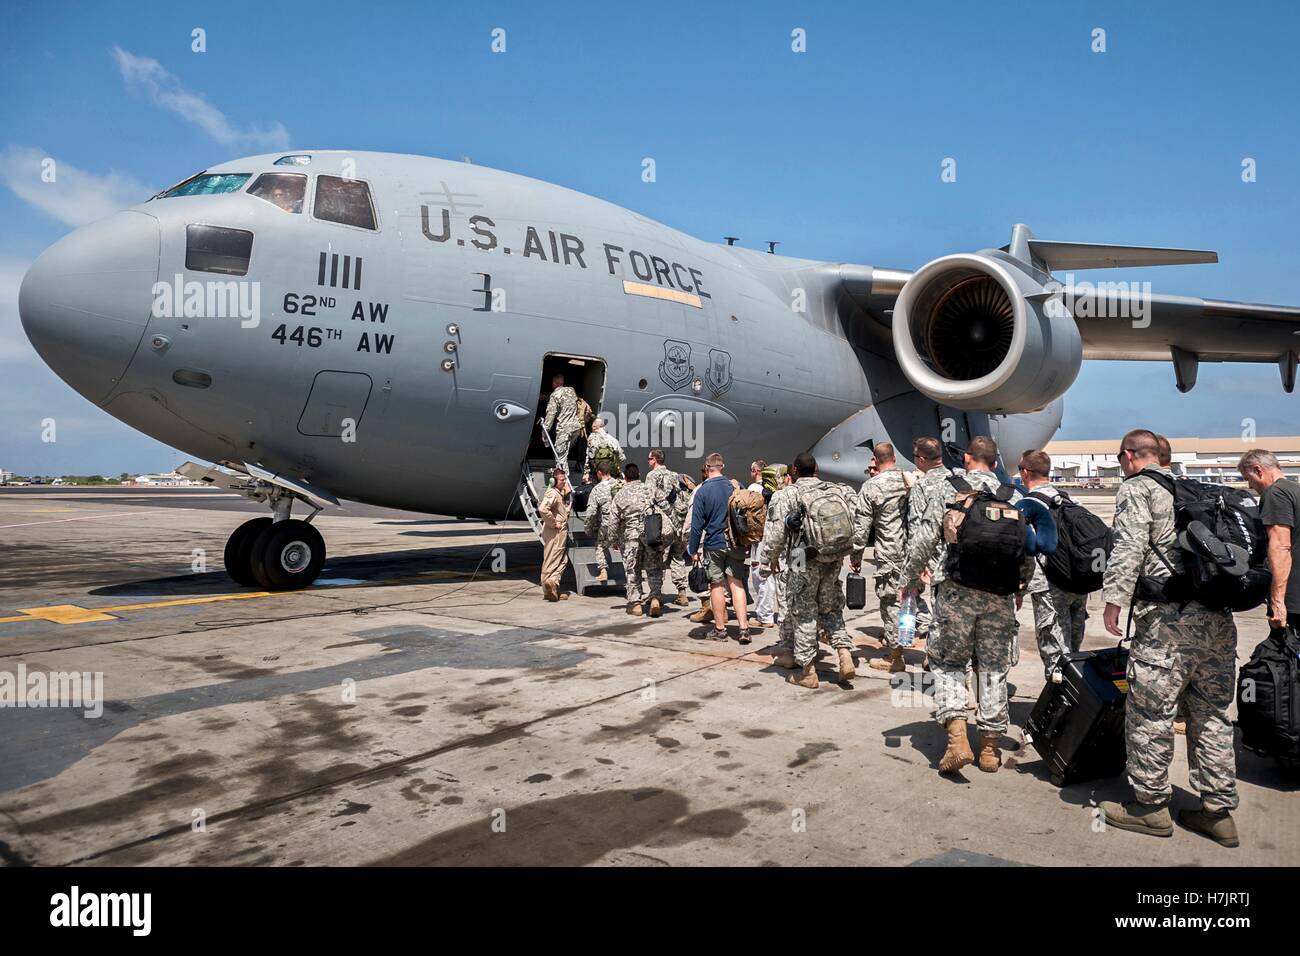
[659,339,694,390]
[705,348,732,397]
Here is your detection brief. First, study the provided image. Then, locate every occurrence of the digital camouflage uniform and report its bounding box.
[585,429,624,477]
[543,385,583,471]
[902,469,1033,735]
[855,468,931,646]
[759,477,863,667]
[1102,464,1239,813]
[644,465,691,596]
[906,465,952,643]
[605,479,663,605]
[584,476,623,574]
[1025,483,1089,679]
[757,484,800,652]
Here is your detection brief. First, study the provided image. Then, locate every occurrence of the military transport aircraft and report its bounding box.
[18,150,1300,590]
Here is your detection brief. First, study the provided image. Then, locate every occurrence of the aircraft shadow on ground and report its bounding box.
[87,541,544,599]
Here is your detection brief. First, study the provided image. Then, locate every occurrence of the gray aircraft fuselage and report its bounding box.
[20,150,1060,516]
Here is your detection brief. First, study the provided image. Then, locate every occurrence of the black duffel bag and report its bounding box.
[1237,625,1300,774]
[689,560,709,594]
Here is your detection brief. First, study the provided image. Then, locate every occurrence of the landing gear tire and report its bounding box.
[250,519,326,591]
[224,517,273,587]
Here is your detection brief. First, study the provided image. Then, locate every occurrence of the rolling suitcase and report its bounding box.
[845,571,867,610]
[1026,644,1129,786]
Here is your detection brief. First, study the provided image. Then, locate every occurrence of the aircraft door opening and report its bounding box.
[526,354,608,471]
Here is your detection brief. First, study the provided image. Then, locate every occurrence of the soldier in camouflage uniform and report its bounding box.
[605,463,663,617]
[905,437,952,645]
[851,443,930,673]
[758,469,799,665]
[1098,429,1240,847]
[584,460,623,583]
[584,418,624,480]
[542,373,584,472]
[1017,449,1089,679]
[757,452,862,688]
[902,436,1034,775]
[643,449,692,610]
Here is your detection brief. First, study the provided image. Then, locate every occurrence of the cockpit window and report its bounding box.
[157,173,251,199]
[247,173,307,213]
[313,175,377,230]
[186,224,254,276]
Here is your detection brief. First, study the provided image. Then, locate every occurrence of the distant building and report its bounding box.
[130,472,200,487]
[1044,436,1300,485]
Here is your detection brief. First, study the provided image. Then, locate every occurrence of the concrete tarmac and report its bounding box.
[0,486,1295,866]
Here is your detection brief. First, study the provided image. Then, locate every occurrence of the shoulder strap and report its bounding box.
[1131,469,1177,498]
[1028,489,1057,507]
[947,475,971,493]
[993,482,1016,502]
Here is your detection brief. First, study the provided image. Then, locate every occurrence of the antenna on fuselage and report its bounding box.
[766,241,779,254]
[724,236,739,246]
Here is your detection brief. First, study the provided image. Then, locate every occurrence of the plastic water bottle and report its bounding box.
[898,592,917,647]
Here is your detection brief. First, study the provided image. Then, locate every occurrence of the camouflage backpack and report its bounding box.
[797,481,856,562]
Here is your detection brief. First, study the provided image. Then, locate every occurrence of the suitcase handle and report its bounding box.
[1043,696,1072,741]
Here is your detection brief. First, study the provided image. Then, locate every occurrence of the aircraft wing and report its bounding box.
[1064,289,1300,391]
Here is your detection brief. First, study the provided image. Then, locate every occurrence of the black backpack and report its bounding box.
[943,476,1025,596]
[1237,627,1300,770]
[1134,471,1270,612]
[1030,490,1113,595]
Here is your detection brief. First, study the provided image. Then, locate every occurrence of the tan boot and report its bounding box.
[787,662,819,689]
[869,647,906,673]
[1178,807,1239,848]
[773,648,797,668]
[627,602,643,616]
[938,719,974,774]
[673,594,691,606]
[978,733,1002,773]
[837,647,856,681]
[596,568,608,583]
[543,580,559,602]
[1100,800,1173,838]
[648,596,662,617]
[689,604,712,624]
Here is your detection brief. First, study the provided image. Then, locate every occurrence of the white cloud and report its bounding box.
[0,145,153,227]
[112,46,290,151]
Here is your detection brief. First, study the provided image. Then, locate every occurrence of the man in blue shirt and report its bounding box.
[687,452,752,642]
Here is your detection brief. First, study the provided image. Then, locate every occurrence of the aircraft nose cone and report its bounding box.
[19,210,160,404]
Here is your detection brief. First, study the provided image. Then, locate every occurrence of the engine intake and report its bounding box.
[892,253,1081,413]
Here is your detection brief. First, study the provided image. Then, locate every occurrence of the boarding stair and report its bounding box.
[516,423,625,595]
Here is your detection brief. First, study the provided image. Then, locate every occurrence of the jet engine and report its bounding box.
[891,252,1081,413]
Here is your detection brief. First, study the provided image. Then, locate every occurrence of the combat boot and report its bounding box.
[627,602,643,617]
[1178,807,1239,848]
[837,647,856,681]
[1098,800,1173,838]
[773,648,797,668]
[787,662,819,689]
[689,603,712,624]
[938,719,974,774]
[869,647,906,673]
[978,733,1002,773]
[648,596,662,617]
[673,594,691,607]
[543,581,559,602]
[596,568,608,583]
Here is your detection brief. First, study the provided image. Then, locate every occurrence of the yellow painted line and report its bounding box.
[0,562,543,626]
[0,591,272,625]
[622,280,702,308]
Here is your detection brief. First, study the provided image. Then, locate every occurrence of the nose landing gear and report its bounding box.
[175,461,340,592]
[224,516,326,590]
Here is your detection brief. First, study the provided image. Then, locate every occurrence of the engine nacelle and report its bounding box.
[891,252,1082,413]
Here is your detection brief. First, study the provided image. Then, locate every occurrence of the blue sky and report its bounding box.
[1,0,1298,473]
